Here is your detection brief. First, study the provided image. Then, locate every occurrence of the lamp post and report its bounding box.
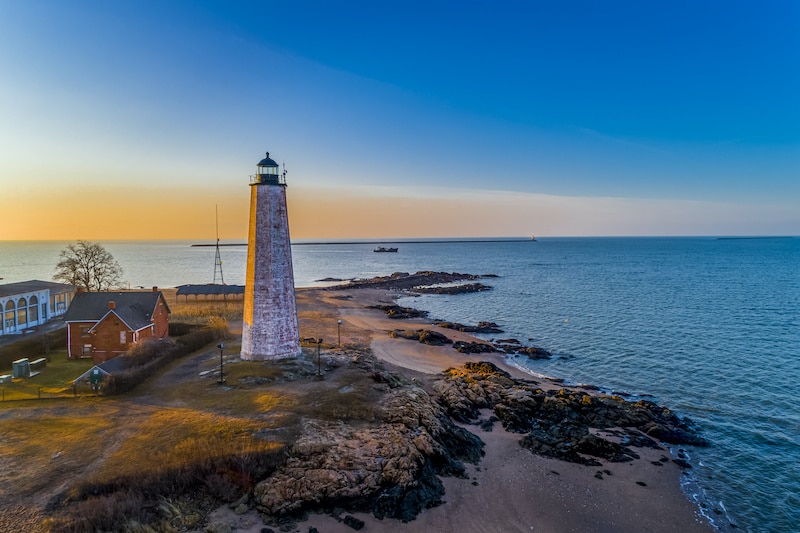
[337,320,342,347]
[217,343,225,384]
[317,338,323,379]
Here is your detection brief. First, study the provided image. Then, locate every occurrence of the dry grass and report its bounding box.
[0,401,118,498]
[90,409,284,483]
[297,378,383,422]
[169,298,243,325]
[45,405,292,533]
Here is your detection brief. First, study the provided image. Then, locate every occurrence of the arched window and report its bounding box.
[4,300,16,330]
[17,297,27,327]
[29,295,39,322]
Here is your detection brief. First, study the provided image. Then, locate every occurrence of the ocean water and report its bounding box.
[1,237,798,532]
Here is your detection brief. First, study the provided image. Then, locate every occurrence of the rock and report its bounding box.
[390,329,453,346]
[234,503,249,515]
[453,341,500,354]
[252,386,484,523]
[230,493,249,509]
[345,271,487,291]
[418,330,453,346]
[414,283,492,295]
[437,321,504,334]
[205,522,232,533]
[523,346,552,359]
[672,458,692,469]
[342,515,364,531]
[370,305,429,319]
[433,361,707,468]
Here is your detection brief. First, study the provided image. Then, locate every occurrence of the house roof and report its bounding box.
[176,284,244,296]
[72,357,130,383]
[63,291,169,330]
[0,280,76,299]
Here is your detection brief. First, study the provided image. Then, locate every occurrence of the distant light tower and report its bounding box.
[241,151,301,360]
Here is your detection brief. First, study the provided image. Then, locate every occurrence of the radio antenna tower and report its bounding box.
[213,205,225,286]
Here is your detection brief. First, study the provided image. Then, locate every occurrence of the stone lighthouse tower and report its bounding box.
[241,151,301,360]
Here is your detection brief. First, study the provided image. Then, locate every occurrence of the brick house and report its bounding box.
[63,288,170,362]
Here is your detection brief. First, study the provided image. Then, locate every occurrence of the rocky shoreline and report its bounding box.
[248,356,707,530]
[209,271,709,531]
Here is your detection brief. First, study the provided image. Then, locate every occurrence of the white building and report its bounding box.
[0,280,76,336]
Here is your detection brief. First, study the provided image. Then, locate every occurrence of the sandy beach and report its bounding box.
[213,285,713,533]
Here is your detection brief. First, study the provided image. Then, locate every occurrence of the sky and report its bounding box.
[0,0,798,240]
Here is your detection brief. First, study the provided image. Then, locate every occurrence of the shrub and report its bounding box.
[104,325,226,395]
[168,322,200,337]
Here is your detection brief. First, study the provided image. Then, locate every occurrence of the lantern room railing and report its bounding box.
[249,172,286,185]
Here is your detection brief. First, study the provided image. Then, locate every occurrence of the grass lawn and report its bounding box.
[0,351,94,401]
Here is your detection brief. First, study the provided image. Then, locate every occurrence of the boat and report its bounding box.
[373,247,398,253]
[530,234,537,242]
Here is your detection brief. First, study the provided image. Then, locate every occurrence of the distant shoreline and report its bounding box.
[191,238,534,247]
[190,235,795,246]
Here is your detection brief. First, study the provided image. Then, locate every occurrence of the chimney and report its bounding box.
[152,286,158,293]
[108,301,116,310]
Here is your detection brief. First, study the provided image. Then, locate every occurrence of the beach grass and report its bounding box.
[167,288,244,324]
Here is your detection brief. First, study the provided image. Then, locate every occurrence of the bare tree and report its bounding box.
[54,240,124,291]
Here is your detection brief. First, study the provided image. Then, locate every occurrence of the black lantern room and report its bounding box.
[252,152,284,185]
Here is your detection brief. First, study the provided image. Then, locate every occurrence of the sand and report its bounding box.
[208,286,713,533]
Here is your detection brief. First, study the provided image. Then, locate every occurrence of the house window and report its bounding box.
[51,293,67,313]
[120,331,126,344]
[133,331,139,343]
[16,300,27,327]
[4,301,15,330]
[29,296,39,322]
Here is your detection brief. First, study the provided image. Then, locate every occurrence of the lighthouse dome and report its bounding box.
[258,152,279,167]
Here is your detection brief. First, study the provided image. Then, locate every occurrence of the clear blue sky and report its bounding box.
[1,0,798,238]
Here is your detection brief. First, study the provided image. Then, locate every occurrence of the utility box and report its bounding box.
[12,358,31,378]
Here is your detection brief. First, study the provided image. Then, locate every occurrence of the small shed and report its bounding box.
[72,357,130,387]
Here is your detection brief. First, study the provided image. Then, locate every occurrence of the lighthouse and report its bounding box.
[241,151,301,360]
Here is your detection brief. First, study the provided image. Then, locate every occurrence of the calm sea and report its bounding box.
[1,237,798,532]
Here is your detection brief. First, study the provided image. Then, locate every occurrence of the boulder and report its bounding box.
[453,341,500,354]
[252,387,484,523]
